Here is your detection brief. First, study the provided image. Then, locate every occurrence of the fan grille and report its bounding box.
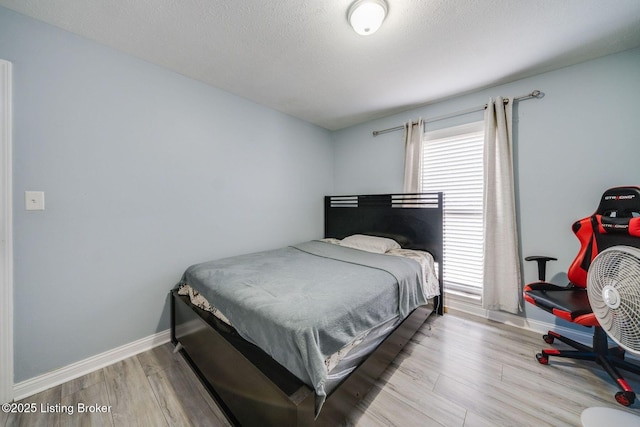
[587,246,640,354]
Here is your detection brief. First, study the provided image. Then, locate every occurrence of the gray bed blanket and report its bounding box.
[177,240,427,414]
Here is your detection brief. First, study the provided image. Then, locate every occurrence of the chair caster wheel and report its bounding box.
[615,391,635,406]
[536,353,549,365]
[543,334,555,344]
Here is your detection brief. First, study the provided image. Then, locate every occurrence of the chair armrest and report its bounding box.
[525,255,558,281]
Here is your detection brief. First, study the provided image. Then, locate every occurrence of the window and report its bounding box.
[420,121,484,297]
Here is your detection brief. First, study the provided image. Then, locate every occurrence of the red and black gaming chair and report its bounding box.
[523,186,640,406]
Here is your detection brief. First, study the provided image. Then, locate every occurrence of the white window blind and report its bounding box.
[420,121,484,296]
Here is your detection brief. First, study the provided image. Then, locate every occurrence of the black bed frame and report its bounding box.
[171,193,444,426]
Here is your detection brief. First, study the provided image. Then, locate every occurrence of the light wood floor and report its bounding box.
[4,312,640,426]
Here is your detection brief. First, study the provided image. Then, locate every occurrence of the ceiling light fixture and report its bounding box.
[348,0,388,36]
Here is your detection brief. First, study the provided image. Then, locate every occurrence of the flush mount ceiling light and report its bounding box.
[348,0,388,36]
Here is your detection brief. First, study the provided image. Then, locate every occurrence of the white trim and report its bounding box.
[448,301,640,365]
[13,329,171,400]
[486,309,639,362]
[447,302,594,347]
[0,59,13,404]
[445,290,485,317]
[487,310,594,344]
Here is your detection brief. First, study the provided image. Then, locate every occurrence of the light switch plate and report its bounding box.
[25,191,45,210]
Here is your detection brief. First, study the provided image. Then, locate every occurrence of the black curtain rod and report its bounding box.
[372,90,544,137]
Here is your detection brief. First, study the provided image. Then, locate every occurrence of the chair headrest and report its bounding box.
[595,215,640,237]
[595,186,640,218]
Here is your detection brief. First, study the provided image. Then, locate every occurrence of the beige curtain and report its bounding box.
[482,97,521,314]
[402,118,424,193]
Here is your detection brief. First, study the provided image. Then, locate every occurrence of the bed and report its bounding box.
[170,193,444,426]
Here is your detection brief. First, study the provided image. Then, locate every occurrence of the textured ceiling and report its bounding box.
[1,0,640,130]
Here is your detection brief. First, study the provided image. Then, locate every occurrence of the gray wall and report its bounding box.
[332,47,640,327]
[1,7,334,382]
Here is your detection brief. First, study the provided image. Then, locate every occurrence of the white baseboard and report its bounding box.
[13,329,172,401]
[486,309,594,344]
[445,296,594,345]
[447,299,640,361]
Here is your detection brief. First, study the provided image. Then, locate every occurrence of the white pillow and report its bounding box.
[340,234,401,254]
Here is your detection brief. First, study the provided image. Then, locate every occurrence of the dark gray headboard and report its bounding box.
[324,193,444,313]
